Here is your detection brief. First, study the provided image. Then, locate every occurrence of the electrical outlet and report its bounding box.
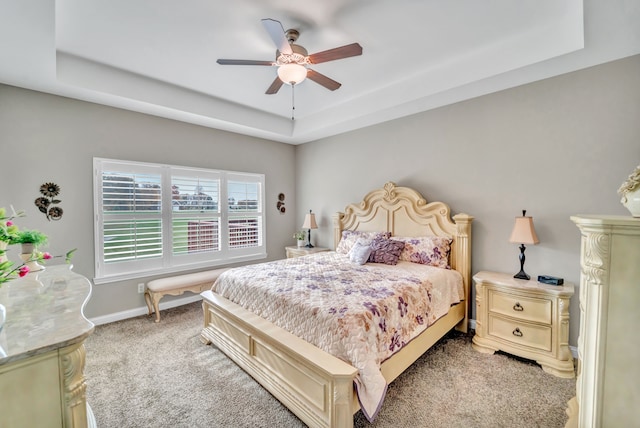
[137,283,145,294]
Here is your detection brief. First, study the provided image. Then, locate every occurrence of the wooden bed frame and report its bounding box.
[200,182,473,428]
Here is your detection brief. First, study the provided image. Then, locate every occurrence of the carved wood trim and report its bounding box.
[581,233,610,286]
[60,343,88,427]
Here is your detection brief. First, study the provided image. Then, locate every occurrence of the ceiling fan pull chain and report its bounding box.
[291,83,296,121]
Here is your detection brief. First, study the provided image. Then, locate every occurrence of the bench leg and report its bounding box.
[144,290,153,315]
[144,290,163,323]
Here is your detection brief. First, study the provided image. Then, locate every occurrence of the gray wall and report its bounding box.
[1,54,638,346]
[295,54,640,347]
[0,85,297,318]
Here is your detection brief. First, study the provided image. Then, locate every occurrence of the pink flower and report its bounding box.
[42,252,52,260]
[5,221,12,226]
[18,266,30,277]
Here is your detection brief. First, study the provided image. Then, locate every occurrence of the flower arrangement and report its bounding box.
[617,164,640,203]
[293,230,306,241]
[0,252,54,284]
[0,206,75,286]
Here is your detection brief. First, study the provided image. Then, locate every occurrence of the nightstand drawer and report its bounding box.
[488,290,551,324]
[488,315,552,352]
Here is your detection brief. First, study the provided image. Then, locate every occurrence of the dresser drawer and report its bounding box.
[488,315,552,352]
[488,290,551,324]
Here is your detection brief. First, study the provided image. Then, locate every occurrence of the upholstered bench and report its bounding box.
[144,268,230,322]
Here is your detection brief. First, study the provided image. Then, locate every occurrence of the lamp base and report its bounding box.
[514,244,530,280]
[305,228,314,248]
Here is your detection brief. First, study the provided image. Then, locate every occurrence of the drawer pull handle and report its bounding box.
[512,328,523,337]
[513,302,524,312]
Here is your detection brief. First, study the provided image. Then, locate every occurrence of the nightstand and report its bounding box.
[472,271,575,378]
[285,246,330,258]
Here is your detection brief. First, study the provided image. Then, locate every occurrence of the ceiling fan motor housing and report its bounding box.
[285,29,299,43]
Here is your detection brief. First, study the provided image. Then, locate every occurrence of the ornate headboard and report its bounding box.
[332,182,473,330]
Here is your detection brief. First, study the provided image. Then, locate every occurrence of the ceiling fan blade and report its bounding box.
[308,43,363,64]
[306,69,341,91]
[261,18,292,55]
[265,76,284,95]
[217,59,275,66]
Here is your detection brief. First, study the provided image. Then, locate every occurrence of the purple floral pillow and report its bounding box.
[368,238,405,265]
[394,236,453,269]
[336,230,391,254]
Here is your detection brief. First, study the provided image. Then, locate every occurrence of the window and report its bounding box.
[93,158,265,283]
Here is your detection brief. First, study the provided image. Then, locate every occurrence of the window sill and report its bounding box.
[93,253,267,285]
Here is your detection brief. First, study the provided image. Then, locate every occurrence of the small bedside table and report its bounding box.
[285,246,330,258]
[472,271,575,378]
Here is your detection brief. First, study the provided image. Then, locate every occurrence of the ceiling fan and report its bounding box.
[217,19,363,95]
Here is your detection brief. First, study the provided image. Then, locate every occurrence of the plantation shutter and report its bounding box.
[227,175,262,250]
[170,172,221,257]
[94,158,265,283]
[102,171,163,263]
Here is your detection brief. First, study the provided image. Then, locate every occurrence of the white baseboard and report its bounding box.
[468,318,578,359]
[89,294,203,326]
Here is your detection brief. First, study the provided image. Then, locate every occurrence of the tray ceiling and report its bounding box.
[1,0,639,144]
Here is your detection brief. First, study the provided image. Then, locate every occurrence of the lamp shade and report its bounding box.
[277,64,307,85]
[509,213,539,245]
[302,211,318,229]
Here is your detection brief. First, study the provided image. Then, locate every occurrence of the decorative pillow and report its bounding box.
[348,238,373,265]
[368,238,405,265]
[394,236,453,269]
[335,230,391,254]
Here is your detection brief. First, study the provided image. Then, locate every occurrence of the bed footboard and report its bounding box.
[200,290,358,428]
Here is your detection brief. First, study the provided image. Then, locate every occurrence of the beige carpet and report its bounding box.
[84,302,575,427]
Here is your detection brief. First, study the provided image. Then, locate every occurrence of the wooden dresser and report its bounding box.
[566,215,640,427]
[0,265,95,428]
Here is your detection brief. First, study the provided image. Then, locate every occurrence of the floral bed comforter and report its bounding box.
[212,251,464,422]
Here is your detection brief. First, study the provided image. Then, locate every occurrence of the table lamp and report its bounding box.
[509,210,539,280]
[302,210,318,248]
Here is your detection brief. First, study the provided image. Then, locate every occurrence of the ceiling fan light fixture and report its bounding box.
[277,63,307,85]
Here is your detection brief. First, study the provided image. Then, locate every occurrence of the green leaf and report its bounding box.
[65,248,77,263]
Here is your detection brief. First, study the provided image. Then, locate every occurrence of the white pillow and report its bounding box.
[348,238,373,265]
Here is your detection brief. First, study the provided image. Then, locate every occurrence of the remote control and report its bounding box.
[538,275,564,285]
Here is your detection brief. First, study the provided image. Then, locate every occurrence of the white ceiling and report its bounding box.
[1,1,639,144]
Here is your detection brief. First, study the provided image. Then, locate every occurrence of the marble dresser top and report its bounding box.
[0,264,94,364]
